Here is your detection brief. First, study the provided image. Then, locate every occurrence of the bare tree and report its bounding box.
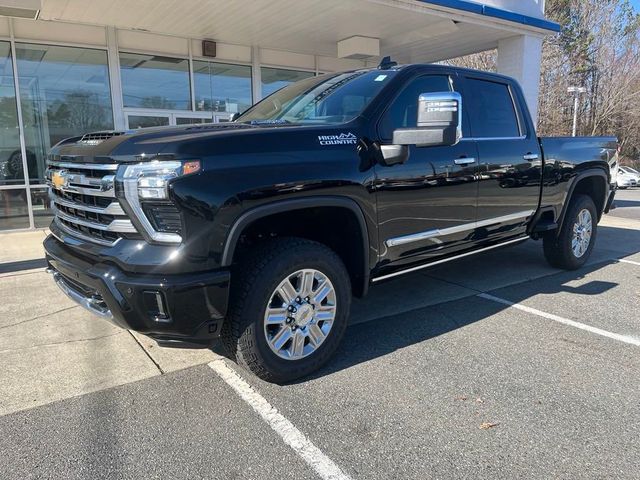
[442,0,640,163]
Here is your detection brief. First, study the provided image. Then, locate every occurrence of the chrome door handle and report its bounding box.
[523,153,539,161]
[454,157,476,165]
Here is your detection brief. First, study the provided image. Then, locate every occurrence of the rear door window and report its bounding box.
[463,78,520,138]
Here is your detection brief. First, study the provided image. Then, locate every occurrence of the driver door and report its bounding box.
[374,71,479,267]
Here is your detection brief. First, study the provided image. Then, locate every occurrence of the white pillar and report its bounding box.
[106,26,126,130]
[251,46,262,104]
[497,35,543,125]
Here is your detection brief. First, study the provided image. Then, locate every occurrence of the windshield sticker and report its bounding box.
[249,119,288,125]
[374,75,388,82]
[318,133,358,146]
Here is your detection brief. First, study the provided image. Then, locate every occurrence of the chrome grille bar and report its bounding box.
[47,161,119,170]
[50,193,125,216]
[53,217,117,247]
[52,203,136,233]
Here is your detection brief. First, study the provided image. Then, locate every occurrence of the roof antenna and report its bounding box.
[378,56,397,70]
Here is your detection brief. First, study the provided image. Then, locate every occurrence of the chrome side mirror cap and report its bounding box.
[392,91,462,148]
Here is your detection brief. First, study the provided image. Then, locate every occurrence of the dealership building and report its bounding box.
[0,0,558,232]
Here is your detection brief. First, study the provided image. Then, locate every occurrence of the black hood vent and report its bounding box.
[78,131,126,145]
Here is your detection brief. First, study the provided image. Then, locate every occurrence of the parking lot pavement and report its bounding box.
[611,187,640,220]
[486,259,640,338]
[0,365,317,480]
[252,296,639,479]
[0,200,639,479]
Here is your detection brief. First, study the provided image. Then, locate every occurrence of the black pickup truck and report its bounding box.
[44,63,618,382]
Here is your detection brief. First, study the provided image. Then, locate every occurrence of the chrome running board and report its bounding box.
[372,236,530,283]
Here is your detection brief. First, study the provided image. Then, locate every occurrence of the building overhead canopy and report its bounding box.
[37,0,559,63]
[0,0,41,19]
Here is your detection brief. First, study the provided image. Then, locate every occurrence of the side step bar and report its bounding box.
[371,236,530,283]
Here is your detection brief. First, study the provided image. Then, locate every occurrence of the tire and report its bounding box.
[221,237,351,383]
[543,194,597,270]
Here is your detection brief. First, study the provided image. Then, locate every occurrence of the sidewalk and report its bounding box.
[0,229,218,417]
[0,229,48,265]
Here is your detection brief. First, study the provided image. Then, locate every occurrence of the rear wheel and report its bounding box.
[222,237,351,383]
[543,194,597,270]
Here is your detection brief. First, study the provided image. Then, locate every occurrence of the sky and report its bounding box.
[631,0,640,12]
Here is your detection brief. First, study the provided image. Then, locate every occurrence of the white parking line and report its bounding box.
[478,293,640,347]
[618,258,640,266]
[208,359,352,480]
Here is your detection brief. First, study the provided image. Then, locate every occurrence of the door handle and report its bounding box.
[523,153,539,161]
[454,157,476,165]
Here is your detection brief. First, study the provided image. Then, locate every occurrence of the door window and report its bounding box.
[175,117,213,125]
[260,67,315,98]
[15,43,114,184]
[127,115,170,129]
[120,53,191,110]
[126,112,215,129]
[463,78,520,138]
[378,75,452,142]
[193,61,252,114]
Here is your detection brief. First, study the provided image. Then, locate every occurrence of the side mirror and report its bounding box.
[392,92,462,148]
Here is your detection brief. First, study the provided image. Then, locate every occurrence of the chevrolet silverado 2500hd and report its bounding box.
[44,63,618,382]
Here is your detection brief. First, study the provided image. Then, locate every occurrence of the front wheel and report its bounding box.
[222,238,351,383]
[543,194,597,270]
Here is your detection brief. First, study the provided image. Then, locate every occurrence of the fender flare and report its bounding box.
[557,168,609,234]
[221,196,371,295]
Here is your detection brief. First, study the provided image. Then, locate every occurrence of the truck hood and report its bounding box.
[49,124,259,161]
[50,123,356,163]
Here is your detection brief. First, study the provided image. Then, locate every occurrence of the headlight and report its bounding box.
[123,160,200,200]
[120,159,201,244]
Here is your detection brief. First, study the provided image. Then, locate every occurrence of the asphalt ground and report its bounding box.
[611,187,640,220]
[1,188,639,480]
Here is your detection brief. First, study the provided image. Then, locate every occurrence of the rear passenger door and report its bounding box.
[460,74,542,242]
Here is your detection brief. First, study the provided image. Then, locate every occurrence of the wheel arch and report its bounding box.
[557,169,609,234]
[221,196,371,297]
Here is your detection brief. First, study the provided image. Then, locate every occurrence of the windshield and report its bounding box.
[237,70,396,125]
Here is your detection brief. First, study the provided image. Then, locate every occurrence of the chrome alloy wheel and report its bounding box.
[264,269,337,360]
[572,208,593,258]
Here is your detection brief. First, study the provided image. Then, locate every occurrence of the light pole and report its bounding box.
[568,86,586,137]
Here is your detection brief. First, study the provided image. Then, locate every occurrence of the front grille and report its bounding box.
[46,160,140,246]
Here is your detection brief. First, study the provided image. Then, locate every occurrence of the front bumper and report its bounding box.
[44,235,230,347]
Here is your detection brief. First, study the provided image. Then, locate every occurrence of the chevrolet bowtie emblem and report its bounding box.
[51,170,68,190]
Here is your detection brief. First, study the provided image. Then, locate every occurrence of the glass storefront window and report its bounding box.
[0,42,24,187]
[15,43,114,184]
[175,117,213,125]
[120,53,191,110]
[127,115,170,129]
[0,188,29,230]
[193,61,252,114]
[260,67,315,98]
[30,187,51,228]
